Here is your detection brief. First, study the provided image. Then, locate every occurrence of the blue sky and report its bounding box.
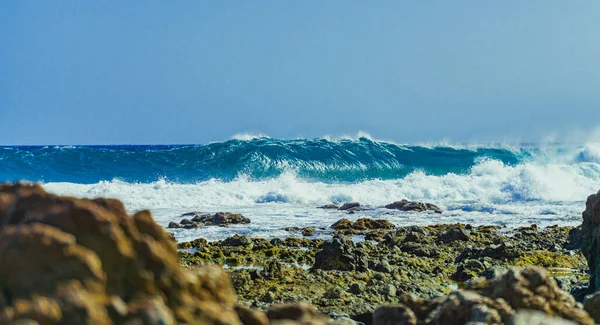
[1,1,599,145]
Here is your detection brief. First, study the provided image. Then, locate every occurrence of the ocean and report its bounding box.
[2,135,600,242]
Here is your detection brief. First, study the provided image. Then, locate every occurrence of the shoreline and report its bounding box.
[176,220,588,320]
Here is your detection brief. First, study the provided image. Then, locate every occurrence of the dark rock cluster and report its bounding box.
[168,211,251,229]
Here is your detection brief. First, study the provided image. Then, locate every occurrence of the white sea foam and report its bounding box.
[42,157,600,241]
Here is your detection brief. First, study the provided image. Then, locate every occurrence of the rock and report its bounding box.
[438,226,470,243]
[180,218,194,225]
[236,305,269,325]
[213,212,251,226]
[331,218,355,230]
[267,303,329,324]
[0,183,243,325]
[372,304,417,325]
[555,276,579,293]
[566,226,582,250]
[384,199,442,214]
[339,202,360,211]
[302,227,316,236]
[223,234,253,247]
[571,282,590,303]
[191,213,212,223]
[312,235,368,272]
[452,259,485,282]
[390,267,593,325]
[261,259,284,279]
[580,190,600,292]
[584,291,600,324]
[349,283,365,294]
[511,309,578,325]
[318,204,340,209]
[331,218,394,231]
[378,284,397,297]
[482,266,508,279]
[353,218,394,230]
[466,267,593,325]
[177,237,208,249]
[167,221,182,228]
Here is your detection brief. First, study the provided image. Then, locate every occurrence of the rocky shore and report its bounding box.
[1,183,600,324]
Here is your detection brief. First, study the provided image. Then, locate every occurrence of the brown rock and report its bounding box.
[353,218,394,230]
[236,305,269,325]
[466,267,593,325]
[0,183,242,325]
[331,218,354,230]
[372,304,417,325]
[267,303,329,324]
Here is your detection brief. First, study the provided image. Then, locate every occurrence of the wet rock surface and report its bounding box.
[383,200,443,214]
[179,215,589,324]
[167,211,251,228]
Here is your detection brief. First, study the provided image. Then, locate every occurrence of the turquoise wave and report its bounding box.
[0,137,552,184]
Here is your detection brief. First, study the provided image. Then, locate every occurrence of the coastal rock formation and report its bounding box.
[0,183,242,325]
[312,235,368,271]
[384,200,443,214]
[168,211,251,229]
[374,267,592,325]
[331,218,395,231]
[580,190,600,292]
[339,202,361,211]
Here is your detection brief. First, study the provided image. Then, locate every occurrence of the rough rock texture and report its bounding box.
[0,183,242,325]
[383,200,442,214]
[371,267,592,325]
[339,203,361,211]
[580,190,600,293]
[331,218,394,231]
[312,236,368,272]
[167,212,251,228]
[466,267,592,325]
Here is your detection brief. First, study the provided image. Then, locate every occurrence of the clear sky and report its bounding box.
[1,1,599,145]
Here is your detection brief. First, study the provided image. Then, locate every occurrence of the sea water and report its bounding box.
[2,136,599,242]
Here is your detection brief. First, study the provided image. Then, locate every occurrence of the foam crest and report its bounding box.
[42,158,600,212]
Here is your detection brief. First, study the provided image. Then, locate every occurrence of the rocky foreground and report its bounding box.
[2,183,600,324]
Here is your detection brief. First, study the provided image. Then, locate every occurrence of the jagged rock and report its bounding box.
[372,304,417,325]
[167,221,182,228]
[236,305,269,325]
[267,303,329,324]
[331,218,394,231]
[339,202,360,211]
[312,235,368,271]
[566,226,582,250]
[353,218,394,230]
[384,200,442,214]
[466,267,592,325]
[389,267,593,325]
[213,212,251,226]
[583,291,600,324]
[0,183,242,325]
[452,259,486,282]
[511,309,578,325]
[223,234,253,247]
[580,190,600,292]
[331,218,355,230]
[318,204,340,209]
[438,226,470,243]
[170,211,251,228]
[302,227,316,236]
[178,237,208,249]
